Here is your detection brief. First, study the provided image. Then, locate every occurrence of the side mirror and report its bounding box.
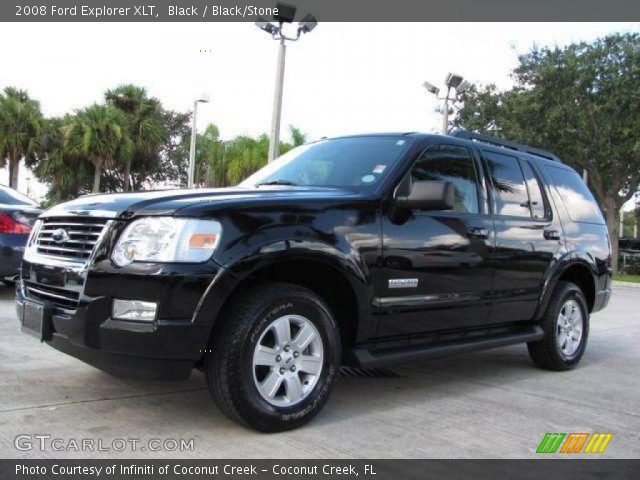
[395,180,455,211]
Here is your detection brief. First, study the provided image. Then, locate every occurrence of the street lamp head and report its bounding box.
[445,72,464,89]
[256,18,279,35]
[274,2,297,23]
[298,14,317,34]
[197,93,210,103]
[423,81,440,96]
[456,80,471,95]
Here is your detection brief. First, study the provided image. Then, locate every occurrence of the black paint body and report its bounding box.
[17,133,612,379]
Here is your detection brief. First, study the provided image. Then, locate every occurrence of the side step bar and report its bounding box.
[347,326,543,369]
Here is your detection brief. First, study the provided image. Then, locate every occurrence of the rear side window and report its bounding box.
[546,165,604,224]
[482,150,530,217]
[411,144,479,214]
[520,161,546,219]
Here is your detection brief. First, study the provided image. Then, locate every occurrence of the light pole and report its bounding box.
[188,94,210,189]
[256,4,317,162]
[424,73,470,134]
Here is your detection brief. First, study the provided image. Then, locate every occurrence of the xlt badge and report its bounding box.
[389,278,418,289]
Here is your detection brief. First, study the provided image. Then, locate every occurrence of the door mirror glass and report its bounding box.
[395,180,455,211]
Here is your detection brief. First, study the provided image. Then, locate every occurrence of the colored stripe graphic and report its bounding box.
[537,433,613,454]
[584,433,613,454]
[560,433,589,453]
[537,433,566,453]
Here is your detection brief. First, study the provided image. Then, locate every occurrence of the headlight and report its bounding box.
[112,217,222,267]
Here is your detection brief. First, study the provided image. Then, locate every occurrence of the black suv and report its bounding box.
[17,131,611,432]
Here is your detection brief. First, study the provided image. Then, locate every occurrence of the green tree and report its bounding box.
[196,124,227,187]
[289,126,307,148]
[225,134,270,185]
[152,109,192,189]
[35,115,93,204]
[105,85,166,192]
[65,104,133,193]
[224,125,306,185]
[454,32,640,272]
[0,87,43,189]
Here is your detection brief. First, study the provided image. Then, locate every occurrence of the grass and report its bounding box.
[614,274,640,284]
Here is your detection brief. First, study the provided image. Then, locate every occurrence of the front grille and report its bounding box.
[24,281,80,310]
[36,217,109,261]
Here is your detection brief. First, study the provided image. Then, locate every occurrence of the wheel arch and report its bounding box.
[535,254,597,319]
[193,245,372,361]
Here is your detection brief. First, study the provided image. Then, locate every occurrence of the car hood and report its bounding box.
[41,186,362,219]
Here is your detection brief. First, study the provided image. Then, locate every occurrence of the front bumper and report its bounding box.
[17,258,227,380]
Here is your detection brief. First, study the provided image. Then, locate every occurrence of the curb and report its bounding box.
[612,280,640,290]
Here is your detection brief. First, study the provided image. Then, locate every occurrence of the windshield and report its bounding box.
[0,186,38,206]
[240,136,412,190]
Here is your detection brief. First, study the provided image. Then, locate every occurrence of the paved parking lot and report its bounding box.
[0,284,638,459]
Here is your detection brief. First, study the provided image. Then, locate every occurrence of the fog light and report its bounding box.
[112,299,157,322]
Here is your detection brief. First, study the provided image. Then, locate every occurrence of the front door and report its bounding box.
[377,143,494,338]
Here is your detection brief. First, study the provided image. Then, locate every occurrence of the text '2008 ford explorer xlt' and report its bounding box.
[17,131,612,432]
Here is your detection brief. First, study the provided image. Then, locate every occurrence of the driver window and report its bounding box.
[411,145,480,214]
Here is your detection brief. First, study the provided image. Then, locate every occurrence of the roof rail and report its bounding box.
[450,130,562,162]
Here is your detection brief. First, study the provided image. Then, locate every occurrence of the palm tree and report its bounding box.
[105,85,166,191]
[226,134,269,185]
[289,126,307,147]
[36,115,92,204]
[65,104,133,193]
[0,87,43,189]
[195,124,226,187]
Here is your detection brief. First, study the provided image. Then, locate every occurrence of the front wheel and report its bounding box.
[527,281,589,371]
[205,283,341,432]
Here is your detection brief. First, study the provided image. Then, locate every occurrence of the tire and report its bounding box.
[527,281,589,371]
[205,283,341,432]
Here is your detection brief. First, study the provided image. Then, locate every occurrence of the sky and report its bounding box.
[0,21,638,203]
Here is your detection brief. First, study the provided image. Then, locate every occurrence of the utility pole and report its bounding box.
[424,73,470,136]
[442,87,451,135]
[268,36,287,163]
[187,94,210,189]
[256,5,317,162]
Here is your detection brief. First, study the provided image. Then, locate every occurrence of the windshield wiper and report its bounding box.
[256,180,297,187]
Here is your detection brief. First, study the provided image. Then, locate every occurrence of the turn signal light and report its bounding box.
[188,233,219,248]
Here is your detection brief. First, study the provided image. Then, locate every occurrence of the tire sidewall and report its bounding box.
[237,289,340,429]
[550,285,589,366]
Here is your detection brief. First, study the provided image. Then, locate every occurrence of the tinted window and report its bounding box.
[483,151,530,217]
[0,187,37,206]
[411,144,479,214]
[240,137,411,190]
[547,165,604,224]
[520,161,546,219]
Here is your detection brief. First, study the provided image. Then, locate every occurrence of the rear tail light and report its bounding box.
[0,213,32,234]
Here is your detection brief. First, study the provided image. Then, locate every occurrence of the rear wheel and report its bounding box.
[205,283,341,432]
[527,281,589,371]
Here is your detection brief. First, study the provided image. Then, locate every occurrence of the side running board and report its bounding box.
[347,326,543,369]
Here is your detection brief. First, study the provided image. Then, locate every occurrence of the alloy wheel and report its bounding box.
[252,314,324,407]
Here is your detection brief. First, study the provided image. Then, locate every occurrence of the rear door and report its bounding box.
[481,149,562,322]
[377,143,494,338]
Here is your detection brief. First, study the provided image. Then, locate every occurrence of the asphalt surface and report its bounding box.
[0,284,638,459]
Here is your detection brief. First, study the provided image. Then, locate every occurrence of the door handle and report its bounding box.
[544,229,561,240]
[466,227,489,239]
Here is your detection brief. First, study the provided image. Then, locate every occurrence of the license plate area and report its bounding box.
[21,300,49,340]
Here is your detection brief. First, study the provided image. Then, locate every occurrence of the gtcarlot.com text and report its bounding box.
[14,434,194,452]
